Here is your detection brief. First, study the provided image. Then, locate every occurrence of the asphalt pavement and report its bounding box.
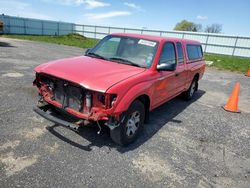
[0,37,249,188]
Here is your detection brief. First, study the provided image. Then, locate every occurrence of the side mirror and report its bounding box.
[157,63,176,71]
[85,48,91,55]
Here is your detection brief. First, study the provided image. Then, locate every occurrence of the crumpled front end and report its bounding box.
[33,73,119,126]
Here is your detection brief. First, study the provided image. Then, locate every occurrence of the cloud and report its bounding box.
[124,2,142,11]
[85,11,131,20]
[84,0,110,9]
[44,0,110,9]
[0,0,52,20]
[197,15,208,20]
[0,0,29,9]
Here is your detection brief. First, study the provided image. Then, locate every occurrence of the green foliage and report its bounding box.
[205,54,250,73]
[1,33,99,48]
[174,20,201,32]
[174,20,222,33]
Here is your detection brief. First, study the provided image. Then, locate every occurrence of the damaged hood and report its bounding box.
[35,56,146,92]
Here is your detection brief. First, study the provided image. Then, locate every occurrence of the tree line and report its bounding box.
[174,20,222,33]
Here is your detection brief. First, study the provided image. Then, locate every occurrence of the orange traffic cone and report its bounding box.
[246,69,250,77]
[223,82,240,113]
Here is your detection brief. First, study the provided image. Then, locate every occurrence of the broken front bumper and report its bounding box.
[33,105,123,132]
[33,106,80,130]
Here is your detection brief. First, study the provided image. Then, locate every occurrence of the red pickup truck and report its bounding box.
[33,33,205,145]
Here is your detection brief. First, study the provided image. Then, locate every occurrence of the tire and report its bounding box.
[110,100,145,146]
[183,78,198,101]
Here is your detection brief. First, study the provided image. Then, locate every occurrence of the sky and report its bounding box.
[0,0,250,36]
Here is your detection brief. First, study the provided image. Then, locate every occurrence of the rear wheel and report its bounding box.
[183,78,198,100]
[110,100,145,146]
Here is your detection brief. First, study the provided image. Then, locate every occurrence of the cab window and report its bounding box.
[159,42,176,65]
[187,44,203,61]
[177,42,184,64]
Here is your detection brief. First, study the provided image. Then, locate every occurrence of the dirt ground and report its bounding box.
[0,37,249,188]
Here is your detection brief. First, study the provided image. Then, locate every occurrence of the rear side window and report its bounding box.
[187,44,203,61]
[176,42,184,64]
[159,42,176,65]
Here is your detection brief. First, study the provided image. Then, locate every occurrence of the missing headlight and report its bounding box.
[97,93,105,105]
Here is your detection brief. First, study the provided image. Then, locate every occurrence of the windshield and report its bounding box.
[87,35,158,68]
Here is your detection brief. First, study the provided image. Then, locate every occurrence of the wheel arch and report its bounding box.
[113,84,152,123]
[134,94,150,123]
[194,73,199,79]
[194,73,199,90]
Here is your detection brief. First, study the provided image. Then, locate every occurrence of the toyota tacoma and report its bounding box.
[33,33,205,145]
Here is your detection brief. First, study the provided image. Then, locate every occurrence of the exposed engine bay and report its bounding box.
[33,73,118,123]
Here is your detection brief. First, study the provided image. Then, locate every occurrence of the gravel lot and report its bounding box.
[0,37,250,188]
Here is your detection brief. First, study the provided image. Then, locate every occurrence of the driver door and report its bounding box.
[153,42,178,106]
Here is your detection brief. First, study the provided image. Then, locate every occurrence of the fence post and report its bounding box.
[0,15,3,33]
[124,28,126,33]
[23,18,26,34]
[0,14,4,33]
[41,21,44,35]
[182,33,185,39]
[232,36,238,56]
[108,26,111,34]
[82,25,84,36]
[204,35,209,53]
[57,22,59,35]
[94,25,97,38]
[8,15,11,34]
[159,31,162,36]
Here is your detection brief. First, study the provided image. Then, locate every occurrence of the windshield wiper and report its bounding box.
[86,52,107,60]
[109,57,141,67]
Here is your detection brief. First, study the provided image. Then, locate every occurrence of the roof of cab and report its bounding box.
[111,33,201,45]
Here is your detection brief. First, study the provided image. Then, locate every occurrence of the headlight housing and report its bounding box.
[96,92,117,109]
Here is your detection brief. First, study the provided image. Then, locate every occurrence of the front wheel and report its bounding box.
[110,100,145,146]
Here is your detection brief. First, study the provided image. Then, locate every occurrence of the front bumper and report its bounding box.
[33,106,80,130]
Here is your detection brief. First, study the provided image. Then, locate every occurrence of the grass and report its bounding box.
[1,33,249,74]
[205,54,250,74]
[0,33,99,49]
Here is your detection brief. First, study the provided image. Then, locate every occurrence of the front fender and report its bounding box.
[112,82,153,114]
